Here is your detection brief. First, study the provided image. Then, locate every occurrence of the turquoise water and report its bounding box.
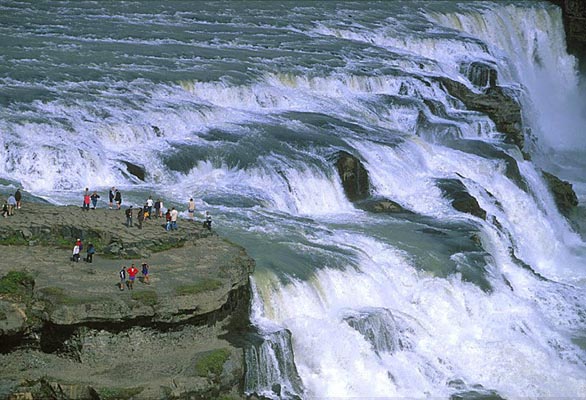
[1,1,586,398]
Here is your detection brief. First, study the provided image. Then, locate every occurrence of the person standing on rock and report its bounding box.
[82,188,91,211]
[14,188,22,209]
[90,191,100,209]
[114,189,122,209]
[72,243,81,262]
[109,187,116,209]
[125,205,133,227]
[146,196,154,220]
[127,263,139,290]
[187,198,195,219]
[119,266,126,291]
[75,238,83,252]
[203,211,212,230]
[170,207,178,230]
[7,194,16,215]
[165,209,172,231]
[141,262,150,285]
[137,207,144,229]
[154,198,162,218]
[86,243,95,263]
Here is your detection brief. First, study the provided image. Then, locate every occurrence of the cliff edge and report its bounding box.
[0,201,255,400]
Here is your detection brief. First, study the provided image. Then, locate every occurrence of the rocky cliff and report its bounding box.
[0,202,255,400]
[549,0,586,70]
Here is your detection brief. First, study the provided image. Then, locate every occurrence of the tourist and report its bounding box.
[154,198,162,218]
[2,201,9,218]
[109,187,116,209]
[165,209,172,231]
[75,238,83,252]
[90,191,100,209]
[203,211,212,230]
[127,263,139,290]
[119,266,126,291]
[114,189,122,209]
[125,205,133,227]
[72,243,80,262]
[141,262,150,285]
[86,243,95,263]
[14,188,22,209]
[170,207,178,230]
[82,188,90,211]
[146,196,153,219]
[7,194,16,215]
[187,198,195,219]
[137,207,144,229]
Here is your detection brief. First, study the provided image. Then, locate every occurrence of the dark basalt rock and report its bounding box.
[437,178,487,220]
[548,0,586,70]
[542,170,579,215]
[120,160,146,181]
[335,151,370,201]
[437,77,524,149]
[355,197,411,214]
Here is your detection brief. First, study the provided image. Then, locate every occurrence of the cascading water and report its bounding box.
[1,1,585,398]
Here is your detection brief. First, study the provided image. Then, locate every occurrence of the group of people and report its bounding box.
[81,187,121,210]
[78,188,213,232]
[1,189,22,218]
[119,262,150,290]
[125,199,172,230]
[122,195,212,232]
[82,188,101,211]
[71,238,95,263]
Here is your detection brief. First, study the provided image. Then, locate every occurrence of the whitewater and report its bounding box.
[1,1,585,398]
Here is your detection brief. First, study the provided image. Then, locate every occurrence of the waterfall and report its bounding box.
[244,329,304,400]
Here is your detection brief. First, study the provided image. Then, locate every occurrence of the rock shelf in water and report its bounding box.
[0,201,255,399]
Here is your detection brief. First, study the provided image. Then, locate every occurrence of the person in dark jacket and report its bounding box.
[90,191,100,209]
[14,188,22,209]
[86,243,95,263]
[114,189,122,209]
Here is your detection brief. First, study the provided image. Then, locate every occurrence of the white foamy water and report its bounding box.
[1,1,585,398]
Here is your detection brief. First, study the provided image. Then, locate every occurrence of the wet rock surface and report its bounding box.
[0,201,255,399]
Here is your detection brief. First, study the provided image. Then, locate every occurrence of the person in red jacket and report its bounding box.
[82,188,90,211]
[127,263,139,290]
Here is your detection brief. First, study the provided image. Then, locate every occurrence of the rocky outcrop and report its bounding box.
[437,77,523,149]
[335,151,370,201]
[0,202,255,399]
[549,0,586,68]
[355,198,411,214]
[120,160,146,181]
[437,178,487,220]
[542,170,579,216]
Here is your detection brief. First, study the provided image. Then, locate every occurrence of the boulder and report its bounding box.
[120,160,146,181]
[437,178,487,220]
[335,151,370,201]
[355,198,411,214]
[542,171,579,215]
